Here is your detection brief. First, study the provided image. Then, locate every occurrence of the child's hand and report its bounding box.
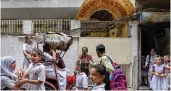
[165,66,170,69]
[15,78,28,88]
[160,74,166,78]
[16,69,24,78]
[155,72,159,77]
[19,78,28,83]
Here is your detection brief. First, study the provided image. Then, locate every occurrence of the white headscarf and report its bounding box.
[0,56,17,80]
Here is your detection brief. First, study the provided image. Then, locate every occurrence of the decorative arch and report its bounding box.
[75,0,134,20]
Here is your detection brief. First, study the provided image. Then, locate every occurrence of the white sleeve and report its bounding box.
[82,75,88,88]
[1,77,15,89]
[23,44,27,51]
[25,63,33,75]
[37,65,46,82]
[145,55,149,66]
[43,52,53,61]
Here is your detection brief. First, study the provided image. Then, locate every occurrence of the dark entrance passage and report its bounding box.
[140,22,170,56]
[139,22,170,89]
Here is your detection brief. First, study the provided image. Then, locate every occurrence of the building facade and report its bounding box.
[1,0,170,89]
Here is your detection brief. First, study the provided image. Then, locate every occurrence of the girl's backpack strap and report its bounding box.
[152,66,155,72]
[163,66,165,74]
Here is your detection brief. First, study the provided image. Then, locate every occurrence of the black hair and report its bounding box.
[91,64,106,76]
[25,35,32,43]
[43,43,51,53]
[151,48,156,52]
[32,48,45,62]
[91,64,110,90]
[80,62,89,76]
[43,43,57,53]
[82,47,88,52]
[96,44,105,53]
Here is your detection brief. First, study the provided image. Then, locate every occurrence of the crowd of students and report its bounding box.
[1,35,170,90]
[141,49,171,90]
[0,36,115,90]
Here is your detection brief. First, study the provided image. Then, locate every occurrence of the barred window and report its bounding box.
[1,20,23,34]
[80,21,129,37]
[33,19,72,34]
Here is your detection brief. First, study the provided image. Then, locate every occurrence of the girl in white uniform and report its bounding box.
[150,57,168,90]
[0,56,23,90]
[23,36,35,71]
[90,64,107,91]
[75,61,89,90]
[164,55,170,89]
[20,48,46,90]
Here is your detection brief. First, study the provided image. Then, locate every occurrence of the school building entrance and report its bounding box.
[74,0,135,87]
[138,12,170,89]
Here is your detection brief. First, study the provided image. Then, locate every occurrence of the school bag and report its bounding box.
[66,73,76,90]
[102,55,128,90]
[109,63,128,90]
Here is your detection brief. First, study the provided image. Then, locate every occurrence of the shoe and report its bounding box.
[144,84,148,86]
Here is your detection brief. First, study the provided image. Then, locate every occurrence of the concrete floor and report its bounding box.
[72,86,150,90]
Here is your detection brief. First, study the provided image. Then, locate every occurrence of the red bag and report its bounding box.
[66,74,76,90]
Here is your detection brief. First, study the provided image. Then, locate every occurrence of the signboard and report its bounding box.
[80,21,129,37]
[76,0,134,20]
[23,20,32,34]
[140,12,170,23]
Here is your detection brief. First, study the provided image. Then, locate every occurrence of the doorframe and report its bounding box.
[138,25,142,89]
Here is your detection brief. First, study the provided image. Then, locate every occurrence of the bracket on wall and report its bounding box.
[128,25,132,38]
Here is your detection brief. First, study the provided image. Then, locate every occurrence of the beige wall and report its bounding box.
[79,37,132,64]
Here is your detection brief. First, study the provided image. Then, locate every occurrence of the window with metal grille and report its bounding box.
[80,21,129,37]
[1,0,9,1]
[1,20,23,34]
[32,19,72,34]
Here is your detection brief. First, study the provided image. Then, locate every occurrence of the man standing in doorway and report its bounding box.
[145,49,157,87]
[96,44,114,90]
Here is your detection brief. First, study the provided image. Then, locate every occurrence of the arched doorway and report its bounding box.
[76,0,134,37]
[90,10,113,21]
[76,1,134,87]
[75,0,134,20]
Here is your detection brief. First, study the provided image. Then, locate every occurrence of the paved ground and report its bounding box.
[72,86,150,90]
[139,86,150,90]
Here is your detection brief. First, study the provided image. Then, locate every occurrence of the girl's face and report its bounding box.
[9,61,16,72]
[31,51,42,63]
[90,68,105,85]
[156,58,162,65]
[26,36,32,43]
[164,56,169,62]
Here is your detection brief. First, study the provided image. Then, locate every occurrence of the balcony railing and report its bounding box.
[1,19,73,34]
[32,19,72,34]
[1,20,23,34]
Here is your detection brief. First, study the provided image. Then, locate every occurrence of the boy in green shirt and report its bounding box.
[96,44,114,90]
